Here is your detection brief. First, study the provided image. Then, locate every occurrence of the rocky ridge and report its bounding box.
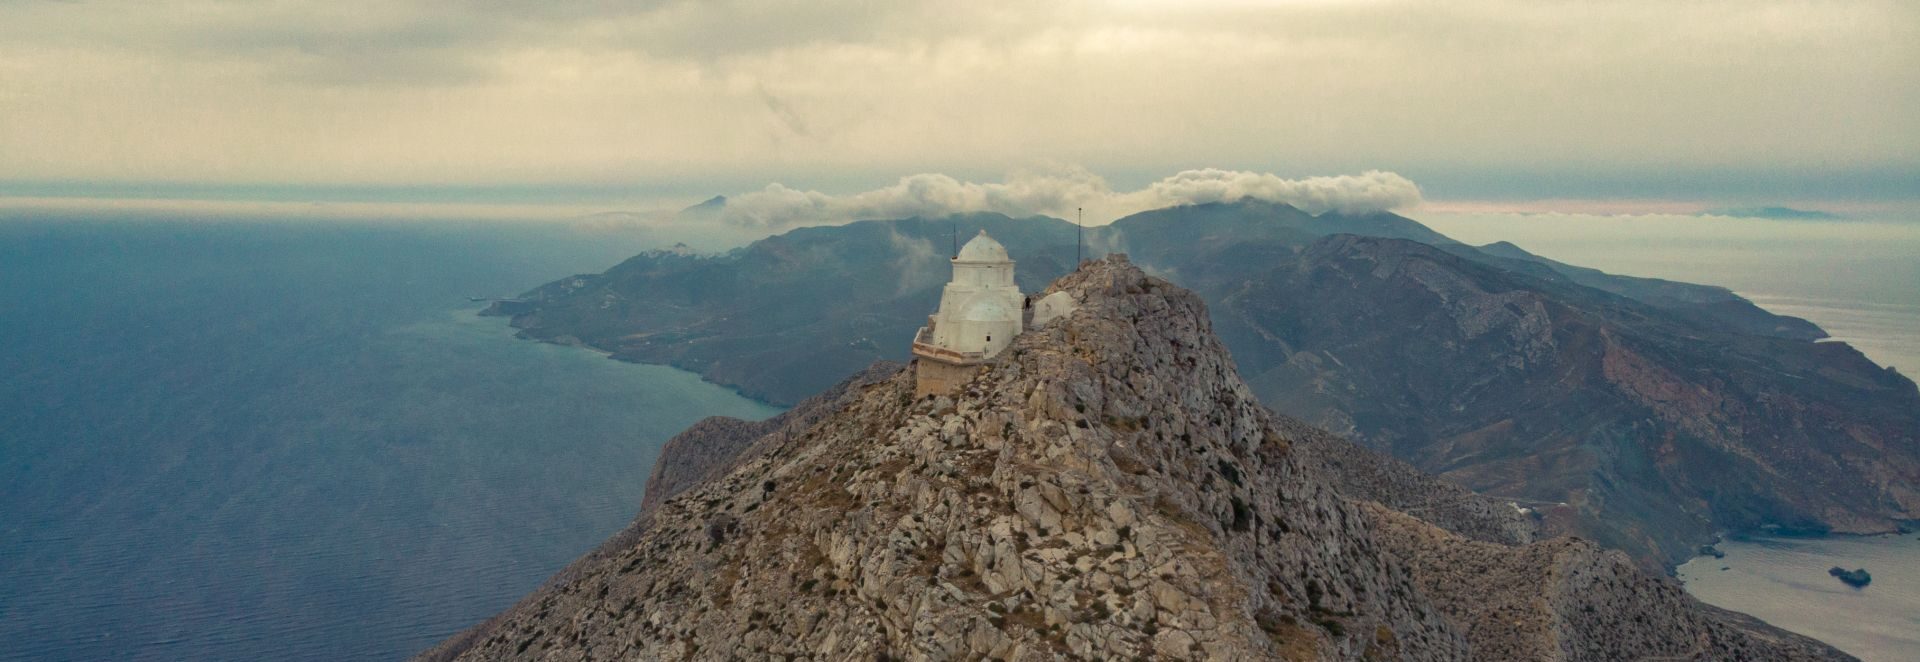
[430,258,1846,660]
[479,201,1914,568]
[639,361,905,517]
[1195,234,1920,564]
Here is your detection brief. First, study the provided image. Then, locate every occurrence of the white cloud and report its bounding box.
[886,227,945,295]
[1119,169,1422,216]
[718,166,1423,228]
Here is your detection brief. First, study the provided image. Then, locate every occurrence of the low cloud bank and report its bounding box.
[1129,169,1423,217]
[718,167,1422,229]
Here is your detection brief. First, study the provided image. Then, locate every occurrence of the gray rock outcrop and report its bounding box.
[426,257,1847,661]
[639,361,905,517]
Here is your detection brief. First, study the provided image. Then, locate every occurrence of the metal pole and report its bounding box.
[1076,207,1083,264]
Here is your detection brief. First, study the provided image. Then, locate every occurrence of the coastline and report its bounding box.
[1676,530,1920,661]
[476,307,790,412]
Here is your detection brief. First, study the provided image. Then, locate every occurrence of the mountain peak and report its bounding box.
[679,195,728,216]
[427,258,1848,661]
[1476,240,1531,255]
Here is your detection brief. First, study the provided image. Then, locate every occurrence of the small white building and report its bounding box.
[912,231,1024,397]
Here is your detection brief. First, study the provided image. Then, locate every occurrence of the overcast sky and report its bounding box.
[1,0,1914,215]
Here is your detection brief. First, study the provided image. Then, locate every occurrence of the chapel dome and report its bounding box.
[955,230,1010,263]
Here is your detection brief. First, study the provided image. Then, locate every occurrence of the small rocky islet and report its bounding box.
[1828,567,1872,589]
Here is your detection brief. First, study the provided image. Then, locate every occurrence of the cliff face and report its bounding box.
[428,259,1844,661]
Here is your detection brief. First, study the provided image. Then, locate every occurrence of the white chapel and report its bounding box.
[911,230,1025,397]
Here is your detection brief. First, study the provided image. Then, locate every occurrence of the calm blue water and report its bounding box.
[0,219,780,661]
[1677,535,1920,662]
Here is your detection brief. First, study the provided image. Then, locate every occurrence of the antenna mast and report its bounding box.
[1076,207,1083,265]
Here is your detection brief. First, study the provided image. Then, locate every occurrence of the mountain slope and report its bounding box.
[1463,240,1827,340]
[489,213,1080,404]
[490,201,1820,406]
[484,201,1484,406]
[638,361,904,517]
[484,201,1910,566]
[430,259,1844,661]
[1201,234,1920,562]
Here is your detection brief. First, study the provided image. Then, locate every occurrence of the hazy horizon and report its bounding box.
[6,172,1917,230]
[3,1,1914,226]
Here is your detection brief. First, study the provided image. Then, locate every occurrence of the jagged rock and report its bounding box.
[1280,416,1536,546]
[422,258,1849,661]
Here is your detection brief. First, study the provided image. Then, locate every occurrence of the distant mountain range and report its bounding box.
[1703,206,1842,220]
[487,199,1918,566]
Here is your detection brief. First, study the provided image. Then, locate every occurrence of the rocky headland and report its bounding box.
[428,258,1846,660]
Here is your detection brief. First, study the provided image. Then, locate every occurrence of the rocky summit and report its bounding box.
[426,258,1845,661]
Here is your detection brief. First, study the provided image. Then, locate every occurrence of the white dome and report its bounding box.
[955,230,1010,263]
[959,297,1017,322]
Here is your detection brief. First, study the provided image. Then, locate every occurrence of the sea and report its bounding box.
[0,218,780,661]
[1416,209,1920,662]
[1,210,1915,660]
[1676,535,1920,662]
